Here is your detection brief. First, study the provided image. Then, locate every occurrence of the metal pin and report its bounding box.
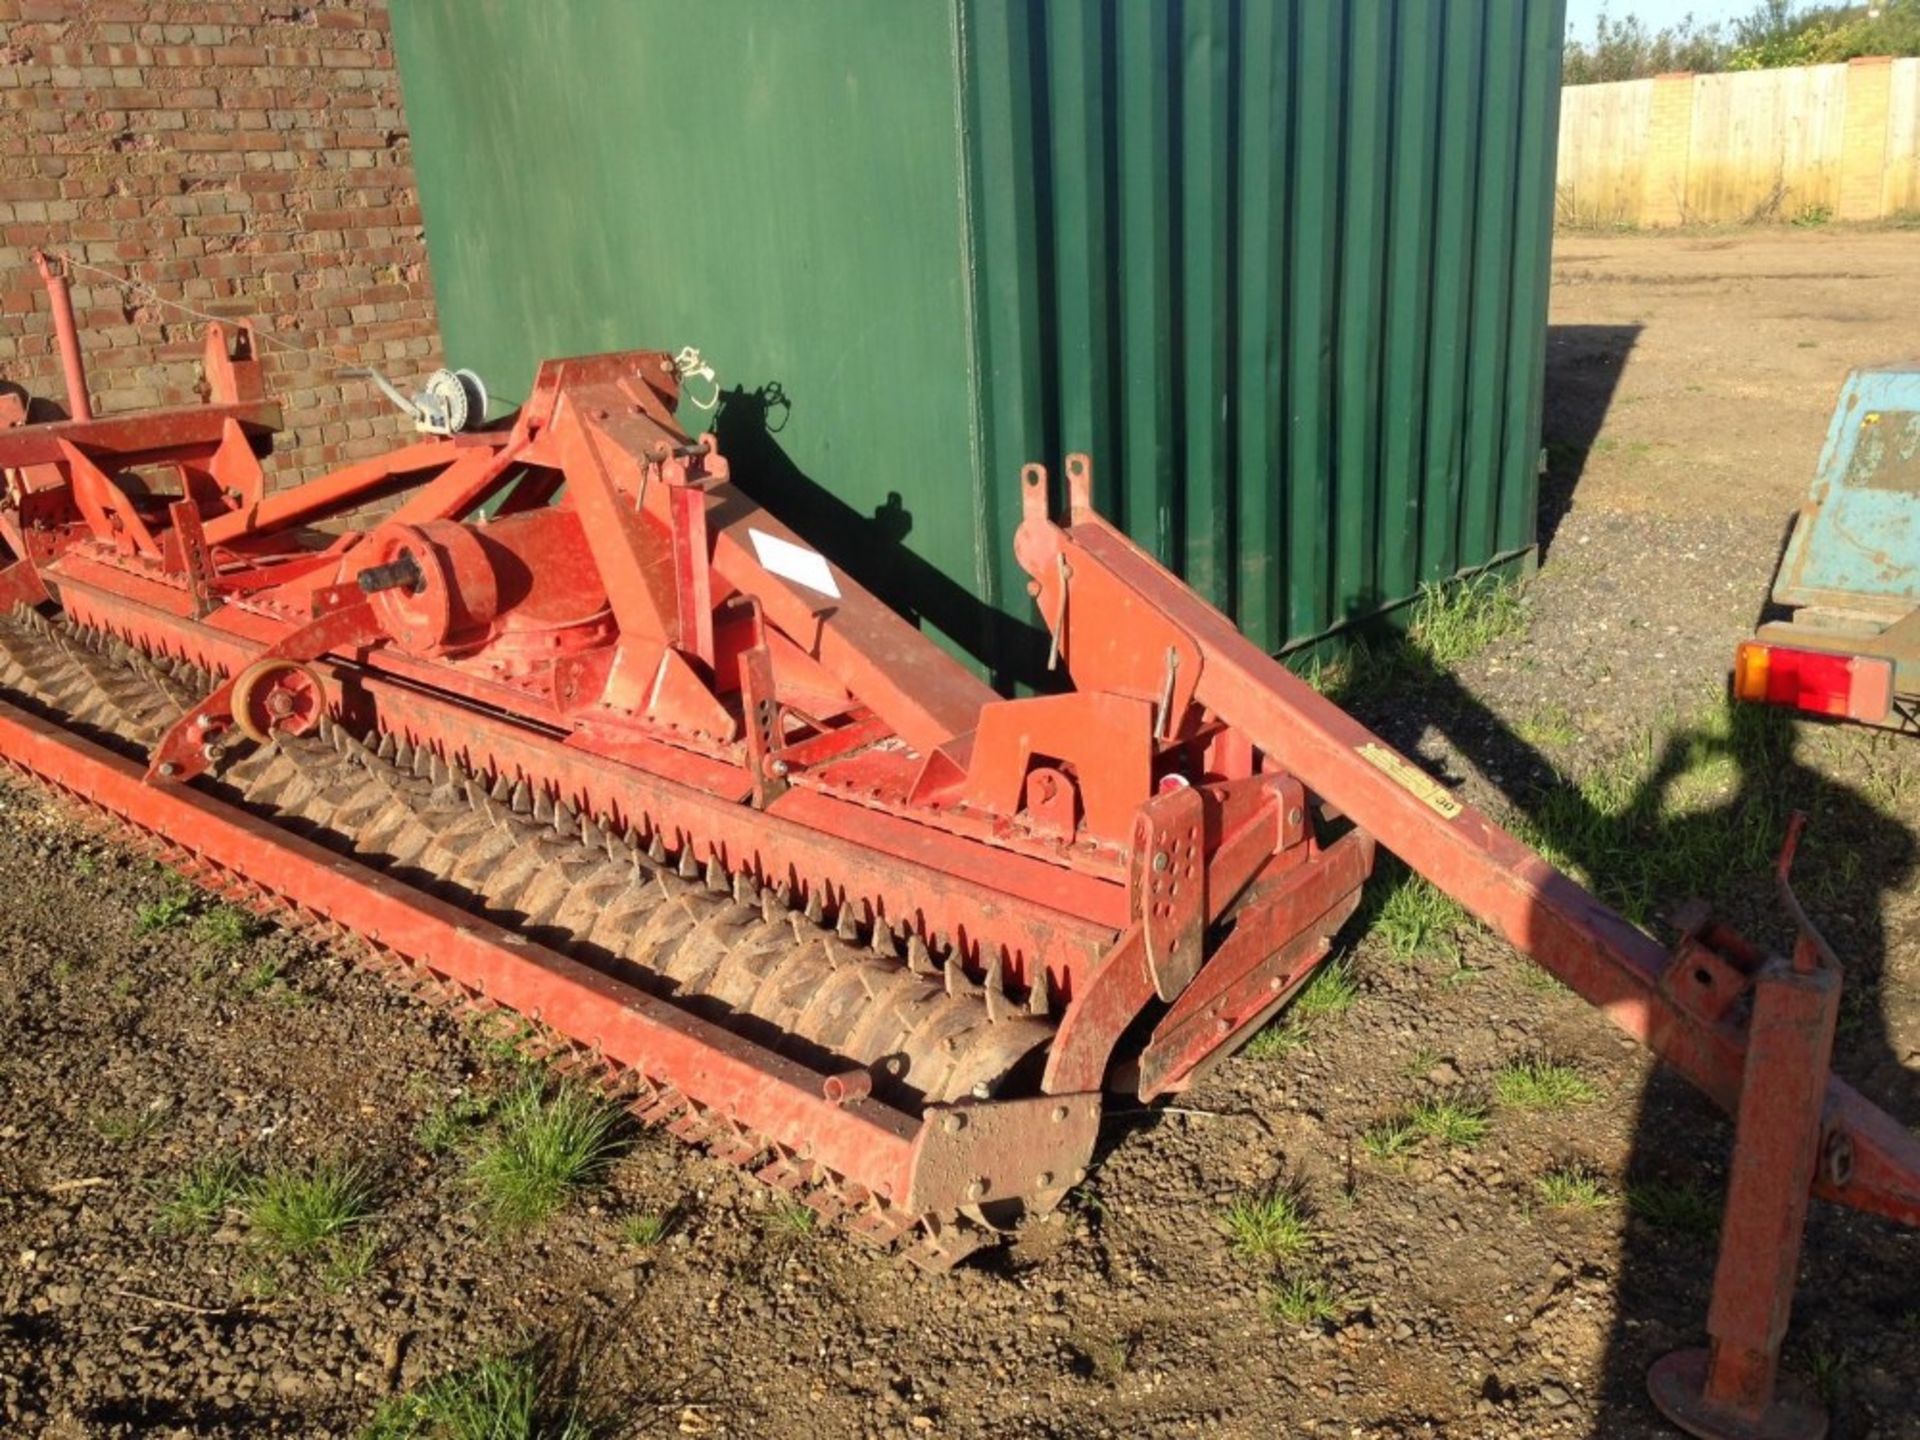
[1154,646,1180,739]
[1045,552,1072,671]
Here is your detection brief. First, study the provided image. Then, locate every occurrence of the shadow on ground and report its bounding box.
[1339,636,1918,1436]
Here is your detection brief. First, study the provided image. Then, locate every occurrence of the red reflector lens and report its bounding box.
[1733,641,1889,721]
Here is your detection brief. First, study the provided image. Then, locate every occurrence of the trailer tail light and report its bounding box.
[1733,640,1893,723]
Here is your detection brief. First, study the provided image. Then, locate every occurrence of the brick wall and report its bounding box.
[0,0,439,478]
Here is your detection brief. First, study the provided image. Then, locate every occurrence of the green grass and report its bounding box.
[193,905,259,951]
[1369,866,1473,964]
[1401,1046,1442,1082]
[1308,573,1527,703]
[136,888,196,934]
[243,1158,377,1256]
[1222,1187,1313,1265]
[1407,1095,1490,1150]
[1361,1117,1420,1163]
[1494,1058,1598,1112]
[1266,1274,1340,1327]
[1535,1166,1611,1211]
[1803,1347,1849,1408]
[1406,574,1527,670]
[1506,697,1799,927]
[763,1198,817,1239]
[239,958,285,995]
[1516,703,1579,748]
[1291,959,1358,1021]
[1239,1020,1309,1059]
[416,1094,494,1156]
[466,1078,623,1230]
[156,1155,246,1234]
[620,1213,670,1248]
[361,1348,603,1440]
[323,1230,382,1289]
[1626,1178,1721,1239]
[91,1102,170,1145]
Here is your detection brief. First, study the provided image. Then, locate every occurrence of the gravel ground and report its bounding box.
[2,226,1918,1439]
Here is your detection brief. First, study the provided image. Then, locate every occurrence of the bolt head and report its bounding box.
[943,1112,966,1134]
[1036,1171,1054,1188]
[1051,1105,1070,1123]
[1152,851,1170,873]
[965,1178,988,1202]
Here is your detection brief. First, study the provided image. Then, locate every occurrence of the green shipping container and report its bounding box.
[391,0,1565,685]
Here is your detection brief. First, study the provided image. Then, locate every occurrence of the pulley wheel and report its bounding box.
[231,658,326,743]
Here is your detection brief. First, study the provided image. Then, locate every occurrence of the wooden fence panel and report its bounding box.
[1888,58,1920,213]
[1558,56,1920,226]
[1556,78,1653,224]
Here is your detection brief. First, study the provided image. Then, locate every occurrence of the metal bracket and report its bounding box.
[904,1091,1100,1215]
[165,498,215,618]
[1131,781,1205,1002]
[740,641,789,809]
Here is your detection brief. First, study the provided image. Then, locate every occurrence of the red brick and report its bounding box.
[1,0,438,480]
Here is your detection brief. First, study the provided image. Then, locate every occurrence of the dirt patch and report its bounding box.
[3,228,1919,1439]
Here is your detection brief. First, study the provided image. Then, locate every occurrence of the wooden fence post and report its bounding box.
[1642,71,1696,226]
[1839,56,1895,221]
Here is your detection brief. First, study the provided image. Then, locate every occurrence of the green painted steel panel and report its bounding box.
[391,0,1566,681]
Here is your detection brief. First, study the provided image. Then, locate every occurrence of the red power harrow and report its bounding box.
[2,256,1916,1439]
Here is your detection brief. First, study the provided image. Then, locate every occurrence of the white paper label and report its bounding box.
[748,527,841,599]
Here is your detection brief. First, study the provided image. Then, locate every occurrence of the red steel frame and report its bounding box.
[2,263,1916,1434]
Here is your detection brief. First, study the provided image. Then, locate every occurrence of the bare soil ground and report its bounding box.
[3,227,1919,1439]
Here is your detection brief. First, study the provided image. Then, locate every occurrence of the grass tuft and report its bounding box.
[91,1101,171,1145]
[136,887,196,934]
[1406,574,1527,670]
[763,1198,817,1239]
[1222,1186,1313,1265]
[1407,1094,1490,1150]
[1535,1165,1611,1211]
[621,1213,670,1248]
[244,1158,377,1256]
[417,1093,494,1156]
[156,1155,247,1234]
[466,1078,623,1230]
[1369,865,1473,964]
[1626,1178,1721,1239]
[1239,1020,1309,1059]
[193,905,259,951]
[360,1347,603,1440]
[323,1230,383,1290]
[1361,1117,1421,1163]
[1494,1057,1598,1112]
[1291,958,1358,1022]
[1266,1274,1341,1327]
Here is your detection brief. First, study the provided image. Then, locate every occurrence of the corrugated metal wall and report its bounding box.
[959,0,1565,659]
[391,0,1565,682]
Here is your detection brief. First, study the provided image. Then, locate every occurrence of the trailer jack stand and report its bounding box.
[1649,817,1841,1440]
